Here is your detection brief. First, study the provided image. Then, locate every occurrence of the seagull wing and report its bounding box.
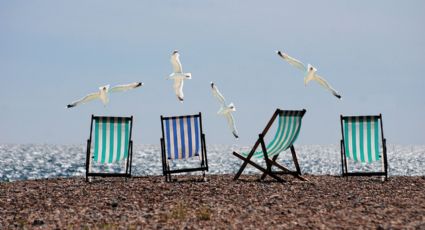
[313,74,342,99]
[173,79,184,102]
[67,92,100,108]
[211,82,226,106]
[277,51,307,72]
[171,53,183,73]
[109,82,143,93]
[225,113,239,138]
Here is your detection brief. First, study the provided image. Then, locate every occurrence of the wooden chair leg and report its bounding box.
[261,155,279,180]
[233,152,285,182]
[233,151,255,180]
[290,146,301,175]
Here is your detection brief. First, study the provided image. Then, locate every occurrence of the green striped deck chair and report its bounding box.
[340,114,388,180]
[233,109,306,182]
[160,113,208,182]
[86,115,134,182]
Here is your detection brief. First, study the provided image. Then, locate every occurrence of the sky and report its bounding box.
[0,0,424,145]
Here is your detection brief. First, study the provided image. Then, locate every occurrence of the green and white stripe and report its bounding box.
[244,112,303,158]
[93,117,130,163]
[343,117,381,163]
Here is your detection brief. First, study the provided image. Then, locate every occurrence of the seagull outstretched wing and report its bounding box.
[171,51,183,73]
[109,82,143,93]
[173,79,184,102]
[225,113,239,138]
[314,74,342,99]
[277,50,307,72]
[211,82,226,106]
[67,92,100,108]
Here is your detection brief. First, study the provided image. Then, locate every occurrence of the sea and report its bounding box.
[0,144,424,182]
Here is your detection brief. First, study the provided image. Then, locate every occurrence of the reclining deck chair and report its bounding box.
[233,109,306,182]
[86,115,133,182]
[160,113,208,182]
[340,114,388,180]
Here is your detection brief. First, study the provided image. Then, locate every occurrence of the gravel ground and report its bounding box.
[1,174,425,229]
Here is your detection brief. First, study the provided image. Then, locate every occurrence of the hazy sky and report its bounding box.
[1,1,424,145]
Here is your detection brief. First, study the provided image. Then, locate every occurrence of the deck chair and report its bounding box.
[233,109,306,182]
[86,115,133,182]
[160,112,208,182]
[340,114,388,180]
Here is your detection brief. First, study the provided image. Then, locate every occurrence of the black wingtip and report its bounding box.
[136,82,143,87]
[178,97,184,102]
[66,104,74,108]
[233,133,239,139]
[276,50,283,57]
[210,82,214,88]
[335,94,342,99]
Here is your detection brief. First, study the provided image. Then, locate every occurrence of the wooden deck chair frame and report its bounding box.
[160,112,208,182]
[86,115,134,182]
[340,114,388,180]
[233,109,307,182]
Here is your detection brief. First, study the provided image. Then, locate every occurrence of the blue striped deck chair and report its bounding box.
[340,114,388,180]
[86,115,133,182]
[160,113,208,182]
[233,109,307,182]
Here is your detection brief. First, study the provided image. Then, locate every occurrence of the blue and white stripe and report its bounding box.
[164,116,200,160]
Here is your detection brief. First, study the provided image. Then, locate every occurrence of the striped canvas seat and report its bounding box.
[160,113,208,182]
[233,109,306,182]
[340,114,388,180]
[243,111,304,158]
[86,115,134,182]
[343,116,381,163]
[92,117,131,163]
[163,115,201,160]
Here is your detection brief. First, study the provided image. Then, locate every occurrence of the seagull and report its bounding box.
[211,82,239,138]
[276,50,342,99]
[168,50,192,102]
[67,82,143,108]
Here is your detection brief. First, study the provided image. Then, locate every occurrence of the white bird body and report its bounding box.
[217,102,236,115]
[168,50,191,102]
[211,82,239,138]
[276,50,342,99]
[99,85,110,105]
[67,82,143,108]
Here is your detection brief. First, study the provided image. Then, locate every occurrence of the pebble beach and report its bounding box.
[1,174,425,229]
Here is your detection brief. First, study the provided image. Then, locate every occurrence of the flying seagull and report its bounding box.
[168,50,192,102]
[67,82,143,108]
[276,50,342,99]
[211,82,239,138]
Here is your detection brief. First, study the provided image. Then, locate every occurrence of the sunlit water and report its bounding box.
[0,144,424,181]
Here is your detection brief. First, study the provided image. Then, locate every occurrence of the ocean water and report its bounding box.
[0,144,424,182]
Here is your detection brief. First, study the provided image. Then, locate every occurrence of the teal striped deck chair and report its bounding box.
[233,109,306,182]
[340,114,388,180]
[86,115,134,182]
[160,113,208,182]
